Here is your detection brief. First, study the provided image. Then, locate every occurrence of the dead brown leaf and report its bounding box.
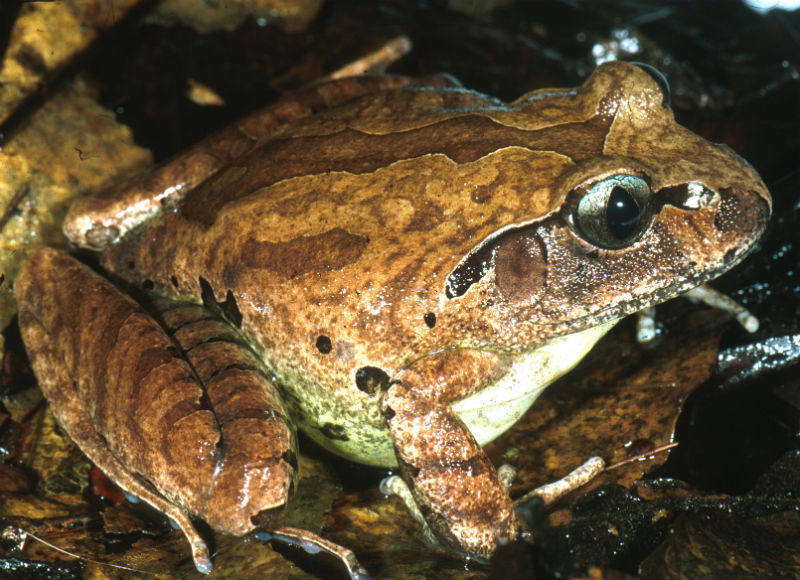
[0,75,151,348]
[0,0,142,126]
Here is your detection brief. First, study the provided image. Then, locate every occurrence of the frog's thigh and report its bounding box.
[16,249,222,570]
[145,296,299,533]
[382,350,520,559]
[17,318,215,571]
[15,249,296,563]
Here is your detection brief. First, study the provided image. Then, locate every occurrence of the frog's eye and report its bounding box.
[571,174,652,249]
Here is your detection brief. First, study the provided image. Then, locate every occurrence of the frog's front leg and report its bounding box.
[15,248,297,573]
[382,349,520,558]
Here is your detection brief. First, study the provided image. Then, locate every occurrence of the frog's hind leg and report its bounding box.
[15,248,297,573]
[143,295,299,536]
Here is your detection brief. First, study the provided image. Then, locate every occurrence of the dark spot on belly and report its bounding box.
[241,228,369,279]
[423,312,436,328]
[355,366,391,395]
[198,277,243,328]
[170,276,179,288]
[315,335,332,354]
[382,406,396,421]
[319,422,349,441]
[142,279,154,291]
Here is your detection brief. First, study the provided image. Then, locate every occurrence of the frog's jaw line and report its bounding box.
[554,268,744,336]
[599,229,765,328]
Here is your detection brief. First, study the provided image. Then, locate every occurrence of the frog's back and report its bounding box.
[100,77,606,365]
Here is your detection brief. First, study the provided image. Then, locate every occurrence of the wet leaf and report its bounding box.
[0,0,142,125]
[640,450,800,580]
[488,310,723,496]
[0,76,152,346]
[716,333,800,387]
[642,511,800,580]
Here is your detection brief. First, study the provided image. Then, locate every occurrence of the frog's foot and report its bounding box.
[259,526,371,580]
[513,456,605,508]
[684,284,760,332]
[635,306,659,342]
[383,350,522,559]
[380,464,519,551]
[637,283,759,343]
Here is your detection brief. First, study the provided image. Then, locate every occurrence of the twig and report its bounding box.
[3,525,157,575]
[0,183,29,233]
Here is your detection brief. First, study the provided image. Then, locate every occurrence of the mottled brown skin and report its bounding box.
[16,250,296,537]
[17,61,771,566]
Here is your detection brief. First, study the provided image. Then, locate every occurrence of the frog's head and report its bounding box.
[446,61,771,333]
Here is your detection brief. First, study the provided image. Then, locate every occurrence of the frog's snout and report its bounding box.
[714,186,771,242]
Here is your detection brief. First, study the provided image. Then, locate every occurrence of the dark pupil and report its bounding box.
[607,186,642,239]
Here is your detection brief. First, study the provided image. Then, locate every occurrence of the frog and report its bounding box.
[14,60,771,574]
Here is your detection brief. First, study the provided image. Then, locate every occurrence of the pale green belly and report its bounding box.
[281,320,617,468]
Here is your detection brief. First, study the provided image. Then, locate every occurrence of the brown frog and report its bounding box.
[14,61,770,573]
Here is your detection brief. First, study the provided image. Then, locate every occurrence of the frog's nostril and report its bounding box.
[713,188,771,236]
